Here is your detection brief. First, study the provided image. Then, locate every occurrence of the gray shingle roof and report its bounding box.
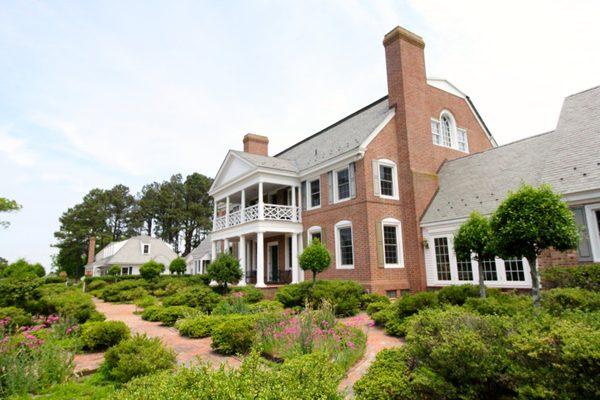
[231,150,297,172]
[422,85,600,224]
[90,235,178,267]
[276,96,392,171]
[187,235,212,260]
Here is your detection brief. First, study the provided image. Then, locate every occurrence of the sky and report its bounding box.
[1,0,599,271]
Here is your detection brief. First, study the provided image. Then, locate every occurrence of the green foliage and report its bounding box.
[1,258,45,278]
[13,374,116,400]
[464,291,533,316]
[36,285,97,323]
[108,265,121,276]
[0,274,42,308]
[114,351,343,400]
[354,348,413,399]
[206,252,242,290]
[0,306,32,329]
[395,291,439,319]
[168,257,187,275]
[141,305,200,326]
[360,292,390,309]
[275,280,365,316]
[490,184,579,305]
[81,321,131,351]
[0,339,74,398]
[101,334,176,383]
[366,301,390,317]
[210,314,257,355]
[541,287,600,314]
[231,285,264,303]
[140,305,164,322]
[139,260,165,281]
[100,279,148,302]
[0,197,21,228]
[299,239,331,282]
[542,264,600,291]
[87,279,107,291]
[161,285,221,312]
[248,300,284,313]
[437,284,480,305]
[175,314,227,338]
[133,295,157,309]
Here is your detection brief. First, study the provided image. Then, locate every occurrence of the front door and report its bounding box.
[268,243,279,282]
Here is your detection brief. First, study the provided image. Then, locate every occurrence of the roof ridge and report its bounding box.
[275,95,389,158]
[565,84,600,98]
[443,130,556,166]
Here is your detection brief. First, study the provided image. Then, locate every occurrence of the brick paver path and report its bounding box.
[73,299,240,374]
[338,313,404,398]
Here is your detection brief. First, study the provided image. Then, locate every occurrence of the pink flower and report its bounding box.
[347,341,355,349]
[368,321,375,327]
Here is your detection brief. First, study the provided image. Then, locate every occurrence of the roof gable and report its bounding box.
[210,151,255,193]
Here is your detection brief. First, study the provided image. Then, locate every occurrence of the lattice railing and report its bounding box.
[213,203,300,231]
[264,204,296,221]
[214,215,227,230]
[228,210,241,226]
[244,205,259,222]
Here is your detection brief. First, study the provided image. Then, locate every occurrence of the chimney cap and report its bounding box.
[243,133,269,144]
[383,26,425,49]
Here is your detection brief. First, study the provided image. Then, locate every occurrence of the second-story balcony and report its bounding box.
[214,203,302,230]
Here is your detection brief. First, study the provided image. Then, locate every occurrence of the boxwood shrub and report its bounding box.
[541,264,600,291]
[81,321,131,351]
[175,314,227,338]
[161,286,221,312]
[210,314,257,355]
[275,280,365,316]
[230,286,264,303]
[541,287,600,315]
[101,334,176,383]
[140,306,163,322]
[0,306,32,330]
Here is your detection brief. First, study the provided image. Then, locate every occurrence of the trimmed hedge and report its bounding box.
[541,287,600,314]
[210,314,257,355]
[81,321,131,351]
[542,264,600,291]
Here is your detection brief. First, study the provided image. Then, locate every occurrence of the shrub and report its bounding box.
[101,334,176,383]
[395,291,439,319]
[275,281,312,308]
[140,305,164,322]
[372,305,394,326]
[81,321,131,351]
[134,295,157,309]
[275,280,365,316]
[542,264,600,291]
[175,314,227,338]
[114,351,343,400]
[248,300,284,313]
[465,291,533,316]
[366,301,390,317]
[360,293,390,309]
[156,306,200,326]
[87,279,107,291]
[0,274,42,308]
[211,314,257,355]
[354,348,413,399]
[161,285,221,312]
[139,261,165,281]
[207,253,242,290]
[101,280,148,302]
[541,287,600,314]
[211,297,251,315]
[37,287,97,323]
[299,239,331,282]
[437,284,480,305]
[169,257,187,275]
[108,265,122,276]
[231,286,264,303]
[1,258,45,278]
[0,307,32,331]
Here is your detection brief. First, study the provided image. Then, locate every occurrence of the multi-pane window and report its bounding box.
[457,258,473,281]
[457,128,468,152]
[380,165,394,196]
[309,179,320,208]
[142,244,150,254]
[481,258,498,281]
[337,168,350,200]
[434,237,451,280]
[441,115,453,147]
[431,119,441,145]
[383,225,399,264]
[338,226,354,266]
[505,258,525,281]
[121,266,133,275]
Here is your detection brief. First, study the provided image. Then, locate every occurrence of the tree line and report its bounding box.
[53,173,213,277]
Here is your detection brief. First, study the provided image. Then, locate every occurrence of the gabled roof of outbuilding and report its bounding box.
[187,236,212,261]
[422,85,600,225]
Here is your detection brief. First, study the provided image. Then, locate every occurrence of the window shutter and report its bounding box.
[375,221,384,268]
[301,180,307,210]
[349,162,356,199]
[327,171,334,204]
[372,160,380,196]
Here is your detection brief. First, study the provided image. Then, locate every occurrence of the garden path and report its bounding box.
[73,299,241,375]
[338,313,404,398]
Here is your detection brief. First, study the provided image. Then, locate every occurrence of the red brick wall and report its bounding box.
[538,248,580,268]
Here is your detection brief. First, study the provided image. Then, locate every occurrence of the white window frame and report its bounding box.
[585,203,600,262]
[375,159,400,200]
[307,226,322,244]
[333,166,352,203]
[334,220,354,269]
[307,178,321,210]
[284,235,292,271]
[141,243,151,255]
[381,218,404,268]
[121,266,133,275]
[431,110,469,153]
[432,235,453,281]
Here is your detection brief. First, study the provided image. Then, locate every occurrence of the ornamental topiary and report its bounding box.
[299,239,331,283]
[169,257,187,275]
[81,320,131,351]
[101,334,176,383]
[139,260,165,282]
[206,253,242,291]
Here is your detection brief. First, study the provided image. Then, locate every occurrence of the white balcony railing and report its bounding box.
[213,203,301,231]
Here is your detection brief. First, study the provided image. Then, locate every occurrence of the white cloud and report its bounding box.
[0,127,37,167]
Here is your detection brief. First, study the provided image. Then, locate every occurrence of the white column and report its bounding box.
[297,183,302,222]
[225,196,230,227]
[297,233,304,282]
[211,240,217,260]
[241,189,246,223]
[238,235,246,286]
[291,185,297,222]
[291,232,299,283]
[256,232,265,287]
[213,199,217,229]
[224,238,229,253]
[258,182,264,220]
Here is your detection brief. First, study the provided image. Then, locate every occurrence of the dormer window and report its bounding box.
[142,244,150,254]
[431,111,469,153]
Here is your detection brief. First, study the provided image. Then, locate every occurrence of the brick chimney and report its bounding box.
[87,236,96,265]
[243,133,269,156]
